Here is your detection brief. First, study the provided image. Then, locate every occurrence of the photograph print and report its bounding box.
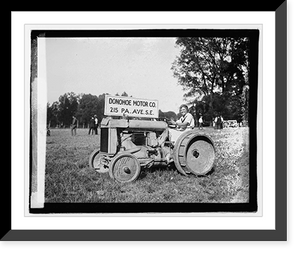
[29,28,259,214]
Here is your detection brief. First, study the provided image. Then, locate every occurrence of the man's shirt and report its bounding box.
[176,113,195,130]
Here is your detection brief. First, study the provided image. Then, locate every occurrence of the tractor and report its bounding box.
[89,96,216,183]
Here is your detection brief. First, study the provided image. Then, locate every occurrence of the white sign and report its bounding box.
[104,95,159,118]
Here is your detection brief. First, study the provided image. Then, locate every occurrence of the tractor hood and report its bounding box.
[101,117,168,130]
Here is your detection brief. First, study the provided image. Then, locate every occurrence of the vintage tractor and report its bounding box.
[89,117,216,183]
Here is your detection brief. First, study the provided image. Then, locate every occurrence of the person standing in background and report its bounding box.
[199,115,203,129]
[214,116,218,129]
[88,116,95,135]
[71,115,77,136]
[220,115,224,129]
[94,115,99,135]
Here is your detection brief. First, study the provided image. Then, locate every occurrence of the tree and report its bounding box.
[240,85,249,123]
[98,93,106,120]
[47,101,60,127]
[57,92,79,127]
[159,110,177,120]
[77,94,99,127]
[121,91,128,97]
[171,37,250,121]
[158,110,165,119]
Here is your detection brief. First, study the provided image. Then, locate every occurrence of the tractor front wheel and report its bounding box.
[109,153,141,183]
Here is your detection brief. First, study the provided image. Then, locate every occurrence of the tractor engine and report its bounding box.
[119,130,171,169]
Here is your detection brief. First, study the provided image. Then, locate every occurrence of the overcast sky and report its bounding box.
[45,37,187,113]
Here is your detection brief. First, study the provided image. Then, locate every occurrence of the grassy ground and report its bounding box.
[45,127,249,203]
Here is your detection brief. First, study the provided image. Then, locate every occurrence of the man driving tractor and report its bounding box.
[158,104,194,164]
[168,104,195,142]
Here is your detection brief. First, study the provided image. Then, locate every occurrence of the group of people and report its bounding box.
[70,115,99,136]
[214,115,224,130]
[199,114,224,130]
[88,115,99,135]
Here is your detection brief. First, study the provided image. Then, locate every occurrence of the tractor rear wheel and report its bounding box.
[89,148,109,173]
[109,153,141,183]
[173,130,215,176]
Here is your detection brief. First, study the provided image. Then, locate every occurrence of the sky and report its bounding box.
[45,37,187,113]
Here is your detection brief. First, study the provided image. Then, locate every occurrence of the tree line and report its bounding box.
[47,92,119,128]
[47,91,177,128]
[47,36,251,128]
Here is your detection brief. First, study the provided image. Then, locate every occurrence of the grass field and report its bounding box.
[45,127,249,203]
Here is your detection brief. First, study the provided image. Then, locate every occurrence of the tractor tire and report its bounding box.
[109,153,141,183]
[173,130,215,176]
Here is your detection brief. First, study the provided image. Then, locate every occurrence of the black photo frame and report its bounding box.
[1,1,288,242]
